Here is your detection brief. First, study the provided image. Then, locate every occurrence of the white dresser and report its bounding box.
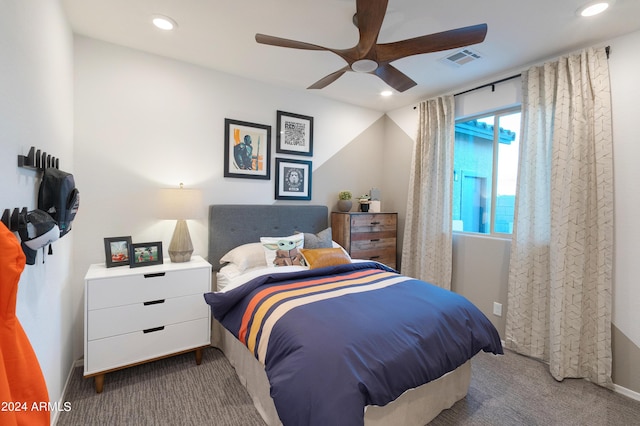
[84,255,212,392]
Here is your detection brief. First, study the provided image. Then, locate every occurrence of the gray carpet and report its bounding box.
[57,348,266,426]
[57,347,640,425]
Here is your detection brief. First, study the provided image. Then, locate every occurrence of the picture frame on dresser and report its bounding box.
[103,236,132,268]
[224,118,271,180]
[276,110,314,156]
[129,241,163,267]
[275,158,312,201]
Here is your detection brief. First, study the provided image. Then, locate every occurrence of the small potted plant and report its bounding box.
[358,194,371,212]
[337,190,352,212]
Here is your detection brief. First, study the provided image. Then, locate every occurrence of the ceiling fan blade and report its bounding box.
[374,63,417,92]
[255,34,328,51]
[376,23,488,63]
[354,0,388,57]
[307,66,350,89]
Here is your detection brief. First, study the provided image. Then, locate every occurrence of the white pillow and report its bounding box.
[219,242,266,273]
[260,233,305,267]
[216,263,241,291]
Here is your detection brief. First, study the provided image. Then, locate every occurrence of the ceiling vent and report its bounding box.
[440,48,482,67]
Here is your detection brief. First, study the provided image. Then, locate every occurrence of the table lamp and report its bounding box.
[159,183,202,262]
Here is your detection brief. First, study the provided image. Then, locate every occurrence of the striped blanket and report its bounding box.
[204,262,502,426]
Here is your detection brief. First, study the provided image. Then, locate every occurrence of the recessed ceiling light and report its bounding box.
[577,1,613,17]
[152,15,177,31]
[380,90,393,97]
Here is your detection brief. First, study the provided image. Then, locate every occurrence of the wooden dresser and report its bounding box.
[331,212,397,269]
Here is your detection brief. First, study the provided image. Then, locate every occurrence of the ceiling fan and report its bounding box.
[255,0,487,92]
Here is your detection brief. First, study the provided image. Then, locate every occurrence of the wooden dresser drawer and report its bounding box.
[87,267,209,310]
[86,317,210,374]
[87,294,209,340]
[350,249,396,266]
[350,213,397,232]
[351,237,396,252]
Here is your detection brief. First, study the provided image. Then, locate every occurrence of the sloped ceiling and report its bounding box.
[62,0,640,111]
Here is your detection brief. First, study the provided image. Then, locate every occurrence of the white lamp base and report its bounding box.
[168,219,193,262]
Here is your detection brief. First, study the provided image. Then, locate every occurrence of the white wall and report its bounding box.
[0,0,74,420]
[386,31,640,394]
[71,36,385,359]
[609,30,640,350]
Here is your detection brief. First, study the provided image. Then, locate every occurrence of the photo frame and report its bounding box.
[103,236,132,268]
[276,110,314,156]
[129,241,164,268]
[224,118,271,179]
[275,158,312,201]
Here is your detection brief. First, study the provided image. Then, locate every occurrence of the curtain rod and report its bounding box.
[414,45,610,109]
[412,74,520,109]
[453,73,521,97]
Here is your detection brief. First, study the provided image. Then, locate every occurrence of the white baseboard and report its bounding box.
[613,383,640,402]
[51,357,83,426]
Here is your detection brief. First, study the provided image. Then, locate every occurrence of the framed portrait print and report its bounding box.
[104,236,132,268]
[129,241,164,268]
[224,118,271,180]
[275,158,312,201]
[276,110,313,156]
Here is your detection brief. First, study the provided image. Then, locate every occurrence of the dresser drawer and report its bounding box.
[87,268,209,310]
[87,294,209,340]
[86,317,210,375]
[350,214,396,233]
[351,247,396,268]
[351,237,396,252]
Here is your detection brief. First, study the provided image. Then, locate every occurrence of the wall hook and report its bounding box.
[18,146,59,171]
[1,207,28,232]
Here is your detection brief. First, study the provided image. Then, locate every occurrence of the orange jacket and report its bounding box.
[0,223,49,426]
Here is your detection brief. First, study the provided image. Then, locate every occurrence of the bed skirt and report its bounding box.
[211,320,470,426]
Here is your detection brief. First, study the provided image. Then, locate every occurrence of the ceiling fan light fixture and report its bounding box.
[351,59,378,73]
[577,1,613,17]
[152,15,177,31]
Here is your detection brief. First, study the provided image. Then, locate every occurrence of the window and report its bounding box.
[453,108,521,235]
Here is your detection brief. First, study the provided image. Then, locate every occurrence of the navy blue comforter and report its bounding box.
[204,262,503,426]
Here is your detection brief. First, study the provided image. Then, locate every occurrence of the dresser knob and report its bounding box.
[143,326,165,334]
[143,299,165,306]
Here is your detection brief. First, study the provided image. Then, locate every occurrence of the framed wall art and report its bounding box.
[129,241,164,268]
[276,110,313,156]
[275,158,312,201]
[103,236,132,268]
[224,118,271,180]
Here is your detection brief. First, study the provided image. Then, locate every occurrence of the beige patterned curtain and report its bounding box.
[401,96,455,289]
[505,47,613,387]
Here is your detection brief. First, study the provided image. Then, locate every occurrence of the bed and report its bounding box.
[205,204,502,426]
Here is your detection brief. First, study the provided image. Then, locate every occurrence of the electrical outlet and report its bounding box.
[493,302,503,317]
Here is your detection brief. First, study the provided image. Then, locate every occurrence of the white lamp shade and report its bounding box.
[159,187,203,220]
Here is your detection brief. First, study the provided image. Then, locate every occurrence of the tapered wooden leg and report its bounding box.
[195,348,203,365]
[94,374,105,393]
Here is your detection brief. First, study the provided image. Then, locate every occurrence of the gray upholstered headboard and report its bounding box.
[208,204,329,271]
